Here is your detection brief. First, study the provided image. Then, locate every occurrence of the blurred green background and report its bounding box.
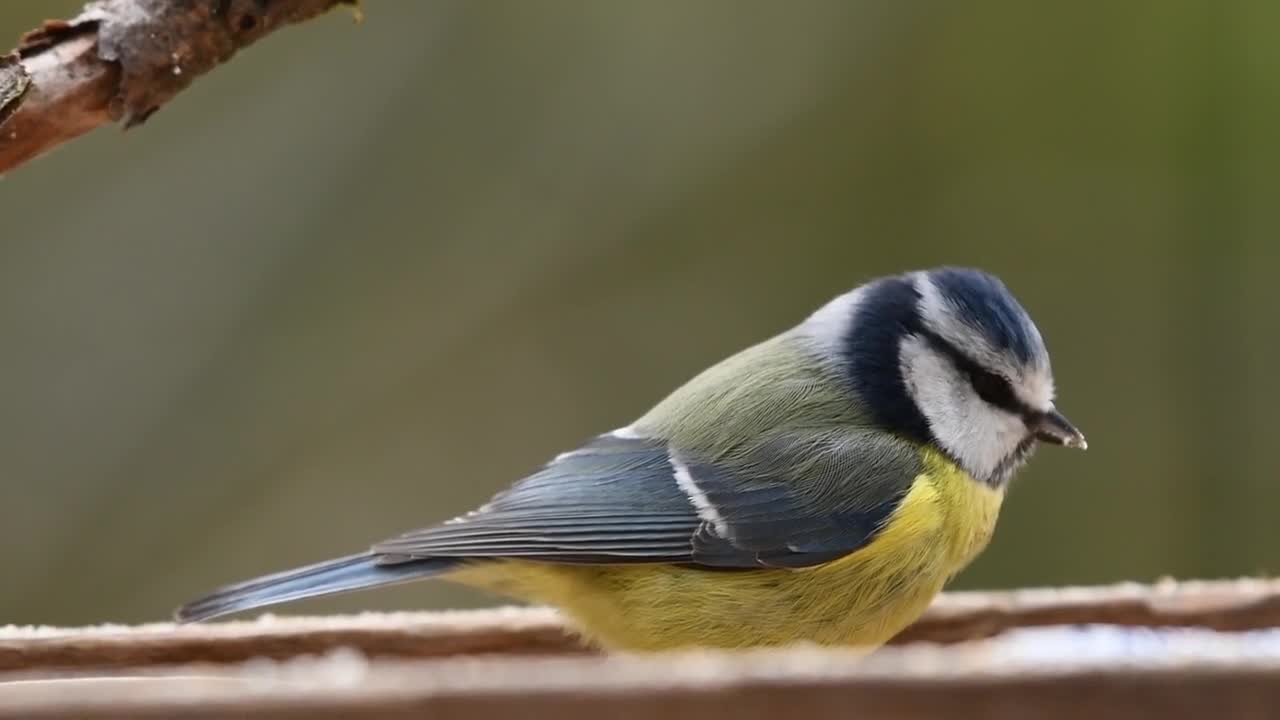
[1,1,1275,626]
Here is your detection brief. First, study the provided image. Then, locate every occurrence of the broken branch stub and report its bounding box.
[0,0,355,173]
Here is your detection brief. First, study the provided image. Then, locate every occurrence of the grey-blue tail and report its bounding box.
[174,554,457,623]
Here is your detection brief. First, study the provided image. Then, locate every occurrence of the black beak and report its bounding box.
[1032,408,1087,450]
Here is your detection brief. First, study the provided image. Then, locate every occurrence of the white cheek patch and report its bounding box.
[900,335,1028,483]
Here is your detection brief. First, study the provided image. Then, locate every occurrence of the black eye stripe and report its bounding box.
[914,328,1033,417]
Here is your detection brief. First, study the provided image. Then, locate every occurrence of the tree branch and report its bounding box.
[3,615,1280,719]
[0,0,354,174]
[2,580,1278,718]
[3,578,1277,675]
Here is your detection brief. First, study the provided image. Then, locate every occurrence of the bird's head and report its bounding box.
[804,267,1085,487]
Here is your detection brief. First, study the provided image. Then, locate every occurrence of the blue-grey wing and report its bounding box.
[371,430,920,570]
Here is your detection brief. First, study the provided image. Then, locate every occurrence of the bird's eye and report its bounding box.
[968,368,1016,409]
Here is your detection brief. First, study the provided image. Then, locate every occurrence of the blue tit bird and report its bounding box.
[176,267,1085,651]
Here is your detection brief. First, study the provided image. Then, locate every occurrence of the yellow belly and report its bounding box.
[448,450,1003,651]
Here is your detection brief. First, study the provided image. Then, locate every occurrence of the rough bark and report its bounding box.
[3,578,1277,673]
[3,579,1278,718]
[0,0,354,173]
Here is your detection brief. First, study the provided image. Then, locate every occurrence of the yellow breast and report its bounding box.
[448,449,1004,651]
